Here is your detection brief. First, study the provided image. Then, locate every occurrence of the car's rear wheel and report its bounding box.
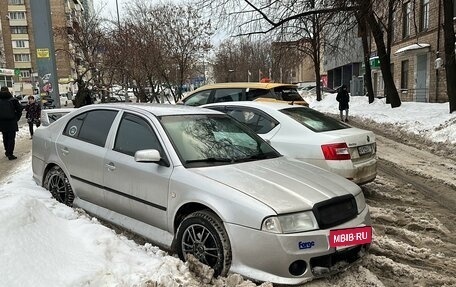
[176,210,231,276]
[43,166,74,206]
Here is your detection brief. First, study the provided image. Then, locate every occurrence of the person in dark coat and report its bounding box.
[25,95,41,139]
[0,86,23,160]
[336,84,350,122]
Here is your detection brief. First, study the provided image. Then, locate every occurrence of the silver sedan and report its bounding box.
[32,104,372,285]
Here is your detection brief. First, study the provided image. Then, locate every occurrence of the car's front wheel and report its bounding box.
[43,166,74,206]
[176,210,231,277]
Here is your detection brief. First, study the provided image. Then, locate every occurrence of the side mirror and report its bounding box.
[134,149,170,167]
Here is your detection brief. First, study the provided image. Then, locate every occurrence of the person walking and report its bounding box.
[336,84,350,122]
[25,95,41,139]
[0,86,23,160]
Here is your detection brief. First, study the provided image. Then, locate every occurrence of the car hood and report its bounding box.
[191,157,360,214]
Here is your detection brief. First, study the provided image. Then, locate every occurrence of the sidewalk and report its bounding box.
[0,126,33,183]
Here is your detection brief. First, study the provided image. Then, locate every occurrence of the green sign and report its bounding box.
[369,57,380,68]
[14,69,21,76]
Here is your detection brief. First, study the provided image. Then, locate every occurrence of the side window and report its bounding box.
[227,108,278,134]
[64,110,118,147]
[213,89,243,103]
[184,90,211,106]
[245,89,272,101]
[114,113,162,156]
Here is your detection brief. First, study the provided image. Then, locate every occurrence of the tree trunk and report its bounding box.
[442,0,456,113]
[356,12,375,103]
[368,14,401,108]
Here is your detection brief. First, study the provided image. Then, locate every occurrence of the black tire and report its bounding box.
[176,210,232,277]
[43,166,74,206]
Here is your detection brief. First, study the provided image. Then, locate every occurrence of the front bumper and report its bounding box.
[225,206,371,285]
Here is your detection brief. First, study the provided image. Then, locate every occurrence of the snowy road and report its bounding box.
[1,117,455,286]
[300,119,456,287]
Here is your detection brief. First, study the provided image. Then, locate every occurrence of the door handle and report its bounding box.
[105,162,116,171]
[61,147,69,155]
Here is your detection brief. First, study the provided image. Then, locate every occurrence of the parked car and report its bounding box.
[203,101,377,185]
[17,94,40,107]
[40,108,74,126]
[108,94,126,102]
[179,82,309,107]
[32,104,371,285]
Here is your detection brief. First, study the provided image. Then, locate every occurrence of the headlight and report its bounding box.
[355,192,367,213]
[262,211,318,234]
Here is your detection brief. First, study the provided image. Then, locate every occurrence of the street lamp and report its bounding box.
[115,0,120,27]
[228,69,234,82]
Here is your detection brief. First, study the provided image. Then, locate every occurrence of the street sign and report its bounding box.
[369,57,380,69]
[37,48,50,58]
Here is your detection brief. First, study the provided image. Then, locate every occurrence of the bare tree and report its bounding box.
[55,14,106,107]
[442,0,456,113]
[151,3,212,102]
[213,38,294,83]
[200,0,402,107]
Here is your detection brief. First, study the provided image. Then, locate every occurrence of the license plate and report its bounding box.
[357,144,373,155]
[329,226,372,248]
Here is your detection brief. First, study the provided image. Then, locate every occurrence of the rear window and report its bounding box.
[280,107,349,132]
[273,87,303,101]
[245,89,274,101]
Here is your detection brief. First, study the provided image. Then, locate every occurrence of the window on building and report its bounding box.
[454,0,456,17]
[402,2,411,38]
[8,0,25,4]
[420,0,430,31]
[10,26,27,34]
[20,70,31,78]
[8,11,26,20]
[12,40,28,48]
[14,54,30,62]
[401,60,409,90]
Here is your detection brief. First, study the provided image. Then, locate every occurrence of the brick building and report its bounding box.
[0,0,86,95]
[371,0,453,102]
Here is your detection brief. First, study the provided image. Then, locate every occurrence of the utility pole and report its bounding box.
[30,0,60,107]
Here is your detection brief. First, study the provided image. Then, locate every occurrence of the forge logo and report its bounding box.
[298,241,315,250]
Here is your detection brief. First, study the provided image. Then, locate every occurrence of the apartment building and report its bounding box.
[0,0,85,95]
[370,0,454,102]
[386,0,452,102]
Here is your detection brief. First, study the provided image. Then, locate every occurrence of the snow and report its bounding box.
[305,94,456,144]
[1,96,455,286]
[393,43,430,54]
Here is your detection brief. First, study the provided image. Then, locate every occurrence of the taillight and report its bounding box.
[321,143,351,160]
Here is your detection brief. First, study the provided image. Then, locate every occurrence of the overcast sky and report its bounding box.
[96,0,127,22]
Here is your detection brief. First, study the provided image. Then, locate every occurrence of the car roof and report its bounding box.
[191,82,298,92]
[42,108,75,113]
[82,103,221,117]
[202,101,304,111]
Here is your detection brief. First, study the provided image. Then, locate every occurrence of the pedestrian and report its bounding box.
[0,86,23,160]
[336,84,350,122]
[25,95,41,139]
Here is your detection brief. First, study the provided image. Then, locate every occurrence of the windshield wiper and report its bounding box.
[185,157,234,164]
[234,152,279,162]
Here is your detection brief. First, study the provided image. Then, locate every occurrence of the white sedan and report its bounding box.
[203,101,377,185]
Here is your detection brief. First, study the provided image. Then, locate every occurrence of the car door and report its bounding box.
[57,109,119,207]
[103,112,173,230]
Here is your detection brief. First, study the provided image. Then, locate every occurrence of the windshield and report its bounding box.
[273,87,303,101]
[280,107,350,132]
[160,114,280,167]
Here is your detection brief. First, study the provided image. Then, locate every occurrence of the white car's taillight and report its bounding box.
[321,143,351,160]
